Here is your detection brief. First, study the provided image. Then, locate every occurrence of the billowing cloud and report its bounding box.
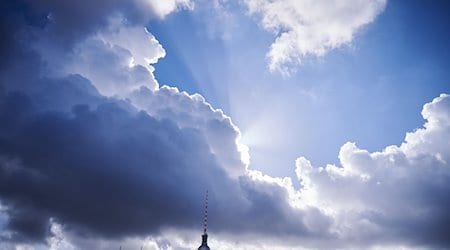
[0,0,309,248]
[244,0,387,74]
[130,86,249,178]
[295,93,450,248]
[64,17,164,97]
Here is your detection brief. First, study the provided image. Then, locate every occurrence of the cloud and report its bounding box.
[24,0,192,42]
[295,94,450,248]
[1,0,450,249]
[0,89,232,239]
[64,17,164,97]
[0,0,310,247]
[137,0,194,19]
[0,84,312,247]
[244,0,387,74]
[130,86,249,178]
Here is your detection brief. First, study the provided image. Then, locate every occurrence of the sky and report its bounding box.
[0,0,449,249]
[150,0,449,178]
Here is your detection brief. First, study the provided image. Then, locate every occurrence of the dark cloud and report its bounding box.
[0,1,310,246]
[0,90,223,240]
[0,77,309,244]
[19,0,178,48]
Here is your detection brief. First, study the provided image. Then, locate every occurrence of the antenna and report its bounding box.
[198,190,211,249]
[203,190,208,235]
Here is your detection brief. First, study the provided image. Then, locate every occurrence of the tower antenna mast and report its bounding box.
[198,190,211,250]
[203,190,208,235]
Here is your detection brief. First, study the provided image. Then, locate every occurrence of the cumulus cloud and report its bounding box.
[0,89,239,238]
[295,94,450,248]
[244,0,387,74]
[0,0,309,248]
[64,17,164,97]
[130,86,249,178]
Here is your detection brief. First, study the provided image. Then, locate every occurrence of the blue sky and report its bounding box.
[150,0,449,177]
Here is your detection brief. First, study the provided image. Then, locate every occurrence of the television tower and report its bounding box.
[198,190,210,250]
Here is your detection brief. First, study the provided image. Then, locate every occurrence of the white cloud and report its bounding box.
[295,93,450,247]
[244,0,387,74]
[47,219,75,250]
[137,0,194,19]
[61,16,165,98]
[130,85,249,178]
[30,0,190,97]
[64,14,250,177]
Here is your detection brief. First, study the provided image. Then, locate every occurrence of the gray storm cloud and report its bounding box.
[0,0,309,248]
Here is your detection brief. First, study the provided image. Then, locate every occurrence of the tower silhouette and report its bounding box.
[198,190,210,250]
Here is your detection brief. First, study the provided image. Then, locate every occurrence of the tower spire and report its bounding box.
[203,190,208,235]
[198,190,211,250]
